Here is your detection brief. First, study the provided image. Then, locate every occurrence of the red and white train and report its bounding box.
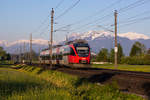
[39,39,91,66]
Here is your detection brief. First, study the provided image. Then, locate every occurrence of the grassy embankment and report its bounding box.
[93,64,150,72]
[0,64,144,100]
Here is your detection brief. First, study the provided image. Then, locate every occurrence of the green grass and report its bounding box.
[0,65,145,100]
[0,60,14,65]
[93,64,150,72]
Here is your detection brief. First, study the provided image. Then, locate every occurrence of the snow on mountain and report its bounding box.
[68,31,150,41]
[118,32,150,40]
[0,40,8,46]
[1,31,150,55]
[68,30,114,40]
[1,39,56,47]
[0,39,57,53]
[80,31,114,40]
[67,31,150,55]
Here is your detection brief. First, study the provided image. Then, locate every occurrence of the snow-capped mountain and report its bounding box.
[68,31,114,41]
[0,31,150,55]
[0,40,9,47]
[66,31,150,55]
[0,39,54,53]
[3,39,50,47]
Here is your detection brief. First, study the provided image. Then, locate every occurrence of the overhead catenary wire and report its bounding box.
[110,10,150,27]
[55,0,81,20]
[119,16,150,27]
[82,0,150,31]
[31,0,65,35]
[71,13,114,32]
[31,14,50,34]
[74,0,150,33]
[55,0,65,10]
[118,0,150,13]
[30,0,150,44]
[30,0,65,36]
[124,10,150,21]
[76,0,149,30]
[55,12,114,33]
[55,0,123,32]
[67,0,123,26]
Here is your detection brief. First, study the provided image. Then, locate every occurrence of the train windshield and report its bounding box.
[74,43,90,57]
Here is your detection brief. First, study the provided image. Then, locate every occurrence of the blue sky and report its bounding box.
[0,0,150,42]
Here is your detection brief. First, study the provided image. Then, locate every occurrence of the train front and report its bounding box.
[69,42,90,64]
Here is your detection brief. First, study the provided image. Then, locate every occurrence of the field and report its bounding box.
[93,64,150,72]
[0,64,144,100]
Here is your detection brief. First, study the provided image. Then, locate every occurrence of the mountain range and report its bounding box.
[66,31,150,55]
[0,31,150,55]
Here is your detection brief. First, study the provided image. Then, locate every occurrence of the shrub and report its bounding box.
[121,55,150,65]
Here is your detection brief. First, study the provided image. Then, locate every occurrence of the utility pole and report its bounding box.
[66,35,68,42]
[19,45,22,63]
[49,8,54,68]
[39,47,41,66]
[23,42,26,64]
[30,33,32,64]
[114,10,118,68]
[16,41,19,63]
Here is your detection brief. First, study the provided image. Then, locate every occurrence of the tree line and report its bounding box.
[0,47,11,61]
[94,41,150,65]
[0,46,38,63]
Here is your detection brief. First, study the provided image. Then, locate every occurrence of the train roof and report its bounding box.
[41,39,88,51]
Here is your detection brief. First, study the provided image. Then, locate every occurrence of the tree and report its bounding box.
[147,48,150,55]
[109,48,114,63]
[5,53,11,60]
[96,48,109,62]
[117,43,124,63]
[109,44,124,63]
[0,47,6,60]
[130,42,146,57]
[23,50,38,61]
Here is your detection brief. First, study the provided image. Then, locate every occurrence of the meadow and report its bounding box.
[93,64,150,72]
[0,64,144,100]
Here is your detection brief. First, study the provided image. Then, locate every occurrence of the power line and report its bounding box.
[55,0,81,19]
[31,0,65,34]
[31,14,50,34]
[71,0,123,25]
[55,0,65,10]
[39,25,49,37]
[56,12,113,33]
[122,16,150,25]
[120,10,150,23]
[119,16,150,27]
[91,0,150,31]
[118,0,150,13]
[90,0,150,31]
[110,10,150,27]
[72,13,113,32]
[55,0,122,32]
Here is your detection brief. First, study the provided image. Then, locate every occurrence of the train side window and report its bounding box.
[70,48,75,56]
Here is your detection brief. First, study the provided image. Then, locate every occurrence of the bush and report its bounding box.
[121,55,150,65]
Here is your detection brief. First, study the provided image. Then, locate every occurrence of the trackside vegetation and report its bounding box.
[94,42,150,65]
[0,65,144,100]
[93,64,150,72]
